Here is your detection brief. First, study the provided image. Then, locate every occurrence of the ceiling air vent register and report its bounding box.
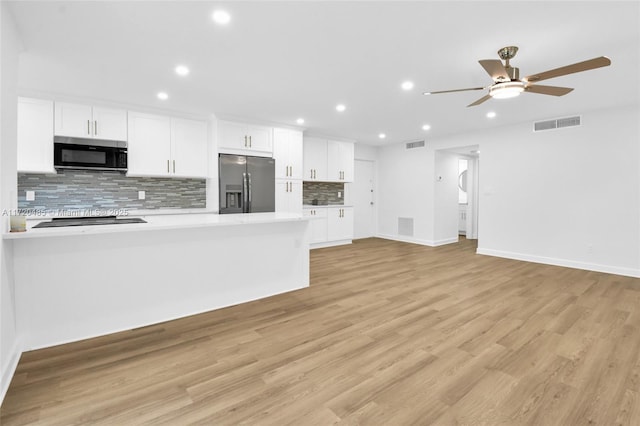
[534,116,581,132]
[406,140,426,149]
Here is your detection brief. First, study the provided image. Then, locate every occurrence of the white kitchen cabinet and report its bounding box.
[273,128,303,180]
[127,112,172,176]
[327,206,354,241]
[55,102,127,141]
[303,207,328,244]
[127,112,209,178]
[171,118,209,178]
[303,137,353,182]
[218,120,272,153]
[17,97,56,174]
[303,137,328,181]
[327,140,355,182]
[276,180,302,214]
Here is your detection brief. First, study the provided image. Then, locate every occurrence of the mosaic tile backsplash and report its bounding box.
[303,182,344,205]
[18,170,206,212]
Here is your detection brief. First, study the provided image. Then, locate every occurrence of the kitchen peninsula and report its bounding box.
[3,212,310,350]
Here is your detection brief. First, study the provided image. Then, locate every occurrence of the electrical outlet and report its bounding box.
[138,191,145,200]
[338,191,342,198]
[26,191,35,201]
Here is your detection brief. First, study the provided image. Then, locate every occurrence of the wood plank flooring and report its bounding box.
[2,237,640,425]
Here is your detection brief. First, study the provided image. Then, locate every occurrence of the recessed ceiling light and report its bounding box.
[336,104,346,112]
[422,124,431,131]
[296,118,305,125]
[212,10,231,25]
[175,65,190,76]
[486,111,496,118]
[379,133,386,139]
[401,81,414,91]
[157,92,169,100]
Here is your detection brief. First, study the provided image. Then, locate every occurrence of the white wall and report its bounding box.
[377,142,436,245]
[433,151,459,245]
[354,143,378,162]
[428,106,639,277]
[0,1,22,403]
[475,106,639,277]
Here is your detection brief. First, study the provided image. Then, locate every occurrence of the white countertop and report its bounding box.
[303,204,353,208]
[4,212,306,240]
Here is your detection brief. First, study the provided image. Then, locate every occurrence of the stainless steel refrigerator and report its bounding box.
[219,154,275,214]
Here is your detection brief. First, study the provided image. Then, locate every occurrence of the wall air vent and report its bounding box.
[534,116,581,132]
[398,217,414,237]
[406,140,425,149]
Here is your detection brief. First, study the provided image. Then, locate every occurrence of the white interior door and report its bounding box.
[353,159,375,239]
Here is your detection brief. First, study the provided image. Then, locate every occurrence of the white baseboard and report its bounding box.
[477,247,640,278]
[1,341,22,406]
[376,234,458,247]
[310,240,352,249]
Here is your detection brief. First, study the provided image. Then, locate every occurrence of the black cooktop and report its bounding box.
[33,216,147,228]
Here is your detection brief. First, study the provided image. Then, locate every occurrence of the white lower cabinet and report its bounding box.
[304,206,353,248]
[303,207,328,244]
[327,206,354,241]
[276,180,302,214]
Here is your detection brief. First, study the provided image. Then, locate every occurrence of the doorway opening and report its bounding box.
[445,146,479,241]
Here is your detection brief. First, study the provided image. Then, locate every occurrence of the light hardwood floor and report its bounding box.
[2,237,640,425]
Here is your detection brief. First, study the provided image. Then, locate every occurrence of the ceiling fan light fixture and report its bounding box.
[489,81,525,99]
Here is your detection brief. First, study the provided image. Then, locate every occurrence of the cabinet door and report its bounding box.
[275,180,289,212]
[289,130,304,180]
[275,180,303,214]
[341,142,355,182]
[246,125,272,152]
[18,98,55,173]
[218,121,247,150]
[92,107,127,141]
[273,128,291,179]
[303,137,327,181]
[54,102,93,138]
[288,180,303,214]
[127,112,172,176]
[327,207,354,241]
[304,208,328,243]
[171,118,209,178]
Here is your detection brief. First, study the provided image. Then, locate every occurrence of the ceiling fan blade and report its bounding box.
[525,84,574,96]
[423,87,484,95]
[524,56,611,83]
[479,59,510,82]
[467,94,492,107]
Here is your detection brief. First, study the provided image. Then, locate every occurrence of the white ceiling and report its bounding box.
[7,1,640,145]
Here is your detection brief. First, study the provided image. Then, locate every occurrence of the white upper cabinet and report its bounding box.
[127,112,172,176]
[127,112,209,178]
[327,140,354,182]
[92,107,128,141]
[17,97,55,174]
[303,137,328,181]
[218,120,272,154]
[171,118,209,178]
[54,102,127,141]
[273,128,303,180]
[303,137,354,182]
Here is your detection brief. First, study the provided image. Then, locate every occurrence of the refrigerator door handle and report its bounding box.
[242,172,248,213]
[247,172,252,212]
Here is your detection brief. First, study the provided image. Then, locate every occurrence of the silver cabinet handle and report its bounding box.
[167,160,170,173]
[94,120,98,136]
[87,120,91,135]
[310,169,313,179]
[313,169,316,179]
[244,135,247,147]
[249,135,252,147]
[173,160,175,173]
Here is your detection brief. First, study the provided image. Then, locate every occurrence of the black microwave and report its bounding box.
[54,137,127,172]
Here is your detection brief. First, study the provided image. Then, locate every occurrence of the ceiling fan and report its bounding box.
[423,46,611,107]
